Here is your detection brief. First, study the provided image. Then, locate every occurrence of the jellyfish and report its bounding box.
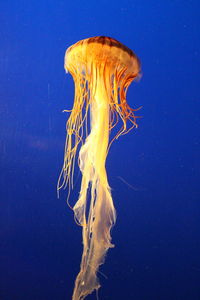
[58,36,140,300]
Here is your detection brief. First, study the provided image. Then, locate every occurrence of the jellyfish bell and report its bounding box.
[65,36,140,85]
[58,36,141,300]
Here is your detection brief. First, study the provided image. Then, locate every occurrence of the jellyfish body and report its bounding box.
[58,36,140,300]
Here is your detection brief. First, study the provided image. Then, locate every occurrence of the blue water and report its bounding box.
[1,1,200,299]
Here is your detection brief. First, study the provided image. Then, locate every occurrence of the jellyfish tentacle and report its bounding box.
[72,74,116,300]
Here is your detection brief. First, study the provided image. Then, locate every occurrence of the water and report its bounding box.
[1,1,200,299]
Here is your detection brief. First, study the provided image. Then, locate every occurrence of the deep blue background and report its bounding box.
[1,1,200,299]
